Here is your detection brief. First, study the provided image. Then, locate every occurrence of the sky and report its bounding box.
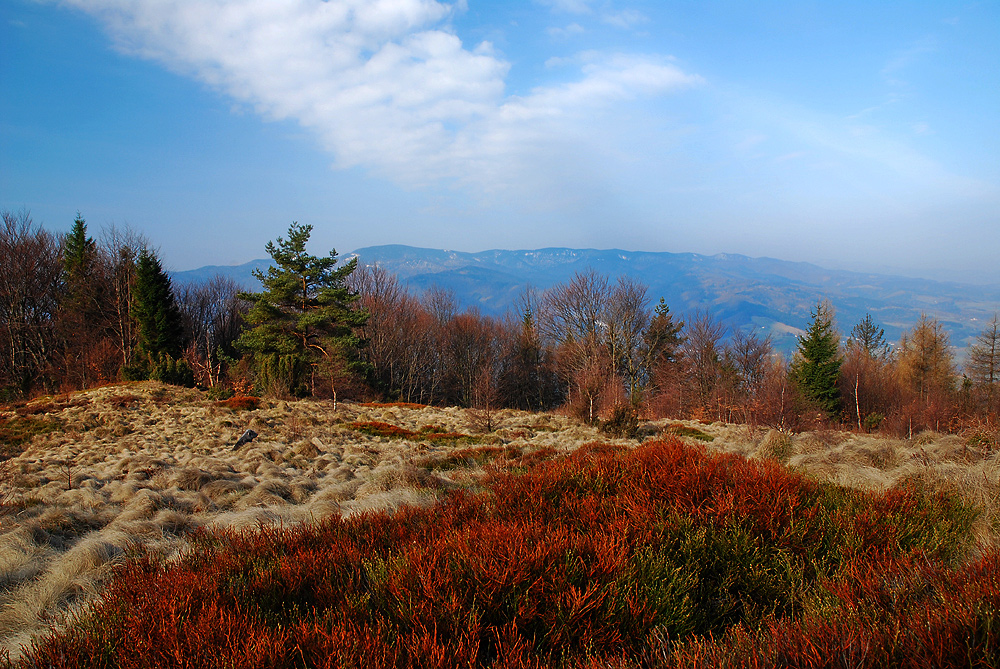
[2,0,998,282]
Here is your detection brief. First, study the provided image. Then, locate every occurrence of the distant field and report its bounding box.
[2,382,998,665]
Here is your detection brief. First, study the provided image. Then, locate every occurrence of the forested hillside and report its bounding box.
[175,244,1000,357]
[4,211,999,438]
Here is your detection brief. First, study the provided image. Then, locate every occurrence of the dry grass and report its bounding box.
[0,382,603,659]
[1,385,997,660]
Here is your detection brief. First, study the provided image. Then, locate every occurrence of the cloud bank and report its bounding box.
[59,0,701,192]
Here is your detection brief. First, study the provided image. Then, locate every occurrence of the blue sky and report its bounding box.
[2,1,998,282]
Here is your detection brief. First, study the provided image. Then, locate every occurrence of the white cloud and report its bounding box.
[601,9,647,29]
[547,22,586,38]
[55,0,701,194]
[537,0,647,30]
[537,0,595,15]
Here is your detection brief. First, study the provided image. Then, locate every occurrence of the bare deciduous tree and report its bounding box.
[177,275,247,387]
[0,210,63,396]
[99,223,147,369]
[606,276,650,403]
[681,311,727,417]
[842,314,895,431]
[726,328,773,425]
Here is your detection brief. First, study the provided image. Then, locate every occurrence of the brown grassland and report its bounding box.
[1,382,999,666]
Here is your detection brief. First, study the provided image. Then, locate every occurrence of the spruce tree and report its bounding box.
[62,213,104,321]
[236,222,369,397]
[791,301,842,416]
[59,213,105,387]
[64,213,97,285]
[131,248,185,361]
[643,298,684,369]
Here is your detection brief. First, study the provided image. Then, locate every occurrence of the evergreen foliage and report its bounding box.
[62,213,101,325]
[236,222,369,397]
[849,313,888,359]
[59,213,110,387]
[643,298,684,370]
[129,248,186,380]
[63,213,98,290]
[791,301,842,415]
[502,305,561,410]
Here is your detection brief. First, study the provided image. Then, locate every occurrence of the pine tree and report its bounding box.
[791,301,842,416]
[131,248,185,361]
[844,313,891,431]
[236,222,369,397]
[849,313,888,359]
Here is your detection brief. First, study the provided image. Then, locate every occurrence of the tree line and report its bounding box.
[2,211,998,436]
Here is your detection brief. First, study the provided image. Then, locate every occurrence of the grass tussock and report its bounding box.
[0,417,61,459]
[663,423,715,443]
[11,438,994,669]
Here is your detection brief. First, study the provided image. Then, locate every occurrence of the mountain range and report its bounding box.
[173,245,1000,358]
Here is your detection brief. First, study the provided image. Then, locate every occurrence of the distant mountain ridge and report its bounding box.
[172,245,1000,356]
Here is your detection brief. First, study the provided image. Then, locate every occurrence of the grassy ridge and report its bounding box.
[12,438,995,668]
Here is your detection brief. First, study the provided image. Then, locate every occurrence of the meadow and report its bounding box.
[1,382,998,666]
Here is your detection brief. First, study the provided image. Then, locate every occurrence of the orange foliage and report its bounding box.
[216,395,260,411]
[14,439,992,668]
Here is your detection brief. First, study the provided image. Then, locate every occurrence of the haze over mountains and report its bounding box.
[174,245,1000,357]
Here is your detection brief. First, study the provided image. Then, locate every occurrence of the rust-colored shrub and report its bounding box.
[217,395,260,411]
[348,421,476,443]
[14,438,989,669]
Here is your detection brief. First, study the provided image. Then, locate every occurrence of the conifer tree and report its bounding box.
[791,301,842,416]
[967,314,999,388]
[62,212,104,328]
[59,213,106,387]
[131,247,185,361]
[236,222,369,397]
[897,314,955,399]
[849,313,888,359]
[643,298,684,370]
[844,313,891,431]
[64,213,97,288]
